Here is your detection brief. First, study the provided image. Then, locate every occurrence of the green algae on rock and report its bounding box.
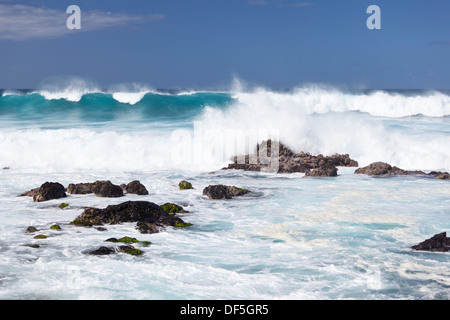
[70,201,190,234]
[202,184,250,199]
[160,203,188,214]
[178,180,193,190]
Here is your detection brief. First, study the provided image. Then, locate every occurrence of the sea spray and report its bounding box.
[1,82,450,172]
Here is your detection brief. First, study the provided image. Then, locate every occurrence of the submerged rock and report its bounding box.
[66,180,124,198]
[412,232,450,252]
[223,139,357,174]
[116,245,143,256]
[105,236,151,246]
[70,200,189,234]
[86,244,143,256]
[203,185,250,200]
[25,226,38,234]
[59,202,69,209]
[87,246,116,255]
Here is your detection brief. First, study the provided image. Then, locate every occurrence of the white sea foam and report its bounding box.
[233,84,450,118]
[36,77,101,102]
[198,85,450,171]
[108,82,154,105]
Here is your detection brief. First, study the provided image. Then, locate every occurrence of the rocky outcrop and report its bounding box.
[354,162,426,176]
[66,180,124,198]
[304,164,338,177]
[203,185,250,200]
[19,182,67,202]
[70,200,190,234]
[223,139,357,176]
[120,180,149,195]
[428,171,450,180]
[411,232,450,252]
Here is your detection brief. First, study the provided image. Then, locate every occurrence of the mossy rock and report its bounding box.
[25,244,40,249]
[174,223,193,228]
[71,201,192,234]
[160,203,188,214]
[50,224,62,231]
[202,184,250,199]
[26,226,38,234]
[33,234,48,239]
[59,203,69,209]
[117,245,143,256]
[106,236,139,244]
[178,180,193,190]
[106,236,152,246]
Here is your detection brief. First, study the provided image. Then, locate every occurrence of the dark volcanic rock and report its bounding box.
[203,185,249,200]
[122,180,149,195]
[223,139,358,174]
[355,162,426,176]
[25,226,38,234]
[87,245,143,256]
[19,182,67,202]
[32,182,67,202]
[18,188,40,197]
[428,171,450,180]
[411,232,450,252]
[136,221,159,234]
[87,246,116,255]
[70,201,189,234]
[67,180,124,198]
[304,164,338,177]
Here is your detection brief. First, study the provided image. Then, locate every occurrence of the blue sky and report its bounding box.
[0,0,449,89]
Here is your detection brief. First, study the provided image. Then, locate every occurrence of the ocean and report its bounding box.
[0,80,449,299]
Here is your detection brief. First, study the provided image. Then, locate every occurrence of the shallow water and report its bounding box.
[0,167,448,300]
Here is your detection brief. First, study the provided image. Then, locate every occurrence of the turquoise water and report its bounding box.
[0,84,449,299]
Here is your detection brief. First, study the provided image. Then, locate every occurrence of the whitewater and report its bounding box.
[0,82,449,299]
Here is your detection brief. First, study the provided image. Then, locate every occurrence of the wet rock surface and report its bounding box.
[70,200,189,234]
[66,180,124,198]
[203,185,250,200]
[223,139,357,176]
[412,232,450,252]
[19,182,67,202]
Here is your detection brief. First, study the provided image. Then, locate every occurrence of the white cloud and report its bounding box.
[0,4,165,41]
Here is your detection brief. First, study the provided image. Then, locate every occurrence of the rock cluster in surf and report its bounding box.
[70,200,190,234]
[223,139,357,177]
[20,180,191,256]
[17,140,449,256]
